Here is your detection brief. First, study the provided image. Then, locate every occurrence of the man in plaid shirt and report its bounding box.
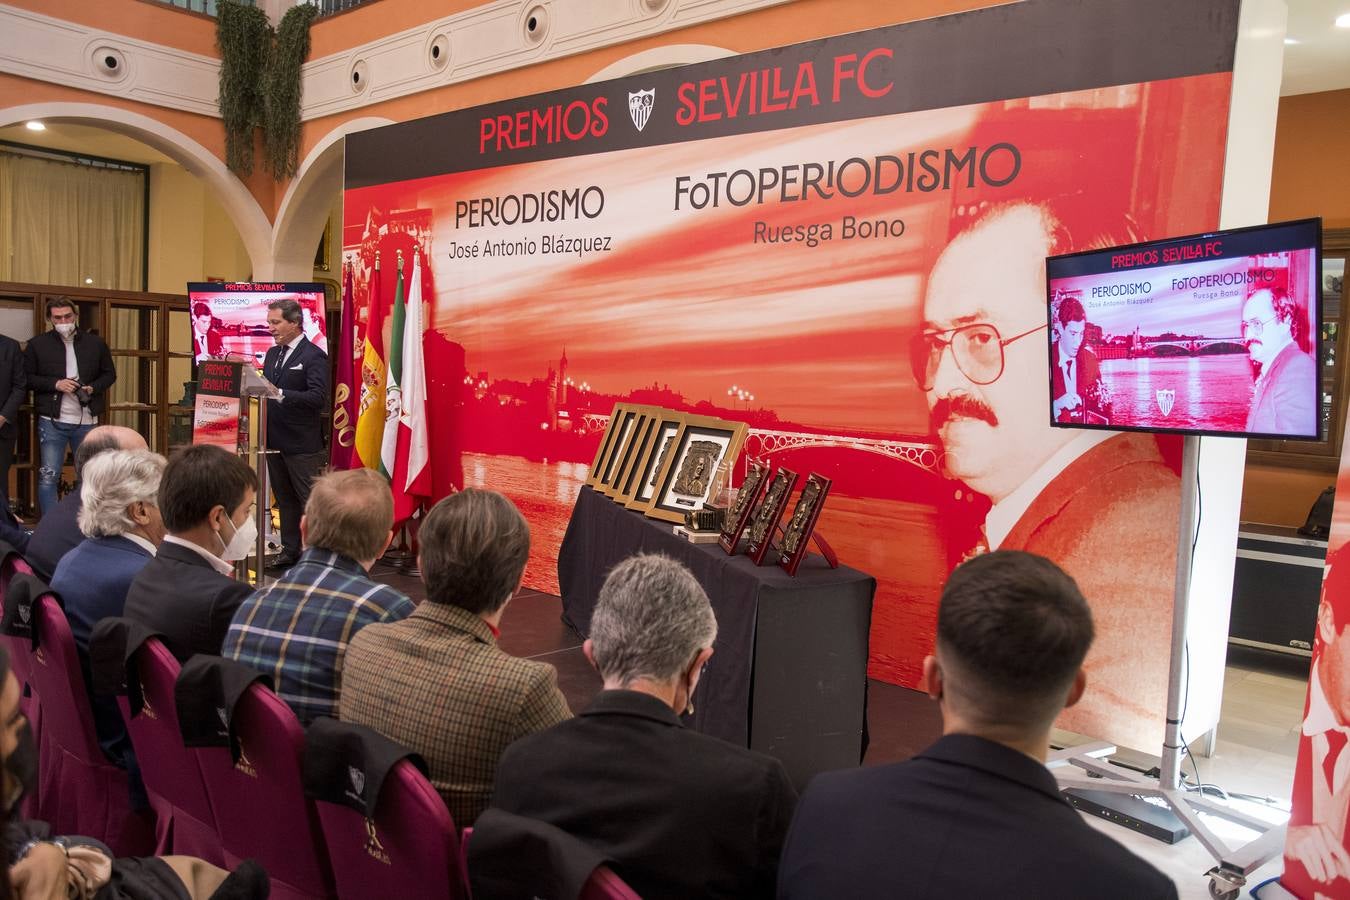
[223,468,414,725]
[340,488,571,827]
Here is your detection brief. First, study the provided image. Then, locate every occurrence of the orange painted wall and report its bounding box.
[1269,87,1350,228]
[6,0,220,58]
[1240,88,1350,526]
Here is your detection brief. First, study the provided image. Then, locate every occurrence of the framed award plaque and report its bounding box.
[745,466,798,565]
[595,405,641,492]
[719,461,769,554]
[613,410,663,504]
[644,415,749,524]
[599,406,650,497]
[585,403,628,487]
[625,411,685,511]
[777,473,832,575]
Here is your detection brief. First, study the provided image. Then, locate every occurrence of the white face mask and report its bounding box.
[217,512,257,562]
[54,323,75,338]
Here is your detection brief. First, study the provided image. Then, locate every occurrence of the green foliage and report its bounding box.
[265,3,318,180]
[215,1,317,181]
[216,1,270,176]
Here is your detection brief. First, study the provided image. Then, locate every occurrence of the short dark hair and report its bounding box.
[420,489,530,615]
[1056,296,1086,327]
[74,431,120,477]
[45,298,75,319]
[192,302,211,318]
[267,299,302,325]
[937,550,1094,724]
[158,444,258,533]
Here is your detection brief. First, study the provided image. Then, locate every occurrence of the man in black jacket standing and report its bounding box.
[261,298,328,570]
[0,333,26,512]
[24,298,116,514]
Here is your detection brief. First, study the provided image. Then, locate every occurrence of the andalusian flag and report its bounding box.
[392,250,431,523]
[379,253,406,478]
[353,253,385,469]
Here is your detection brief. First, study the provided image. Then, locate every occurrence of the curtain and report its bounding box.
[0,150,145,290]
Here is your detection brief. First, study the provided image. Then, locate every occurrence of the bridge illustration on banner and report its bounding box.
[1094,336,1246,360]
[578,414,942,476]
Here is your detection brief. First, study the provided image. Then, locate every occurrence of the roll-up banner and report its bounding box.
[343,0,1242,752]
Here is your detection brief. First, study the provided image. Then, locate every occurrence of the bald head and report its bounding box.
[74,426,147,478]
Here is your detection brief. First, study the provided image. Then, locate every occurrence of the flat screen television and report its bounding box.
[186,282,328,370]
[1044,217,1322,440]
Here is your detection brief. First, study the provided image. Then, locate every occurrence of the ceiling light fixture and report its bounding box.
[84,277,93,285]
[24,121,44,131]
[1336,13,1350,28]
[1284,37,1300,45]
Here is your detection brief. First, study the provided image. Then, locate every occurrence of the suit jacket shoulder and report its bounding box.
[125,544,253,661]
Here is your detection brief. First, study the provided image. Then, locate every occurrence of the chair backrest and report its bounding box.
[196,682,335,898]
[125,639,215,830]
[0,554,37,695]
[26,595,103,764]
[311,758,466,900]
[582,867,643,900]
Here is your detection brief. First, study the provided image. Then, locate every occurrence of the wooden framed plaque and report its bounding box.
[777,473,832,576]
[599,406,651,496]
[584,403,627,487]
[745,466,798,565]
[624,412,685,511]
[644,415,748,524]
[595,405,641,491]
[613,409,663,504]
[719,461,769,554]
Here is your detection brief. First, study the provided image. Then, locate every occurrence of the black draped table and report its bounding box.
[558,485,875,789]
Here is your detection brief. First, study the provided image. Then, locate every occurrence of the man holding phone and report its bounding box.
[24,298,117,513]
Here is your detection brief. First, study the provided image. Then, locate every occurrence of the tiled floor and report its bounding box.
[374,565,1311,898]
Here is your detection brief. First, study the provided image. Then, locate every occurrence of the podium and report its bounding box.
[191,358,280,584]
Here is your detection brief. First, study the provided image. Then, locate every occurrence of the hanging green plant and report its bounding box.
[264,2,318,181]
[216,0,271,176]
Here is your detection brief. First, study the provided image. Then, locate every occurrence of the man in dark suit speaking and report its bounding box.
[262,298,329,570]
[778,551,1176,899]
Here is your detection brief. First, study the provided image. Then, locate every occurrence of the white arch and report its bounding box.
[585,44,734,83]
[0,102,273,277]
[270,116,395,282]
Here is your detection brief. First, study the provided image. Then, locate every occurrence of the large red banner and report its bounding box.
[343,1,1240,752]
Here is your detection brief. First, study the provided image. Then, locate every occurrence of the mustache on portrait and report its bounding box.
[931,393,998,429]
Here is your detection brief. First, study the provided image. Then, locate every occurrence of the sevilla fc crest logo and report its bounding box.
[348,766,365,797]
[628,89,655,132]
[1156,389,1176,416]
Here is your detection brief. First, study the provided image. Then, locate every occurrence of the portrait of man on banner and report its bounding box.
[1243,285,1317,438]
[913,200,1180,741]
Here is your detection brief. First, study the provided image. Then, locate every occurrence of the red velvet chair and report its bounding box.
[25,595,153,855]
[194,681,335,899]
[0,553,40,820]
[117,638,224,865]
[582,867,643,900]
[308,754,467,899]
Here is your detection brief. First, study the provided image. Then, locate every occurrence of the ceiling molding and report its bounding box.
[0,4,220,117]
[298,0,791,121]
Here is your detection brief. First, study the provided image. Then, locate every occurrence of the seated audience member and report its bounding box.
[124,444,258,662]
[49,449,165,774]
[224,468,413,726]
[487,553,796,899]
[777,550,1177,900]
[0,645,268,899]
[25,424,146,581]
[340,488,571,826]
